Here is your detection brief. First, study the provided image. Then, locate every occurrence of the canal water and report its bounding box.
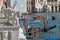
[20,12,60,40]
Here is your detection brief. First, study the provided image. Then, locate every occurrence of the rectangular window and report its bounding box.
[52,0,57,2]
[47,0,50,2]
[38,0,43,3]
[40,0,43,2]
[54,0,57,2]
[47,0,57,2]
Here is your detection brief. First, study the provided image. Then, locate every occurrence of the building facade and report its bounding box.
[27,0,35,13]
[27,0,60,13]
[47,0,60,12]
[2,0,27,12]
[0,0,3,11]
[3,0,11,8]
[35,0,60,12]
[0,9,20,40]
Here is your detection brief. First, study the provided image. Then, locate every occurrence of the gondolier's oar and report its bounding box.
[43,25,56,32]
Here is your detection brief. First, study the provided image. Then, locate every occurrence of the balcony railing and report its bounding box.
[0,25,19,30]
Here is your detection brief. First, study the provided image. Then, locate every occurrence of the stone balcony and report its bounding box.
[0,18,8,23]
[0,25,20,40]
[0,9,21,40]
[0,25,20,31]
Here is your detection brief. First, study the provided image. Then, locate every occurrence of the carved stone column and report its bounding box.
[8,32,11,40]
[0,32,3,40]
